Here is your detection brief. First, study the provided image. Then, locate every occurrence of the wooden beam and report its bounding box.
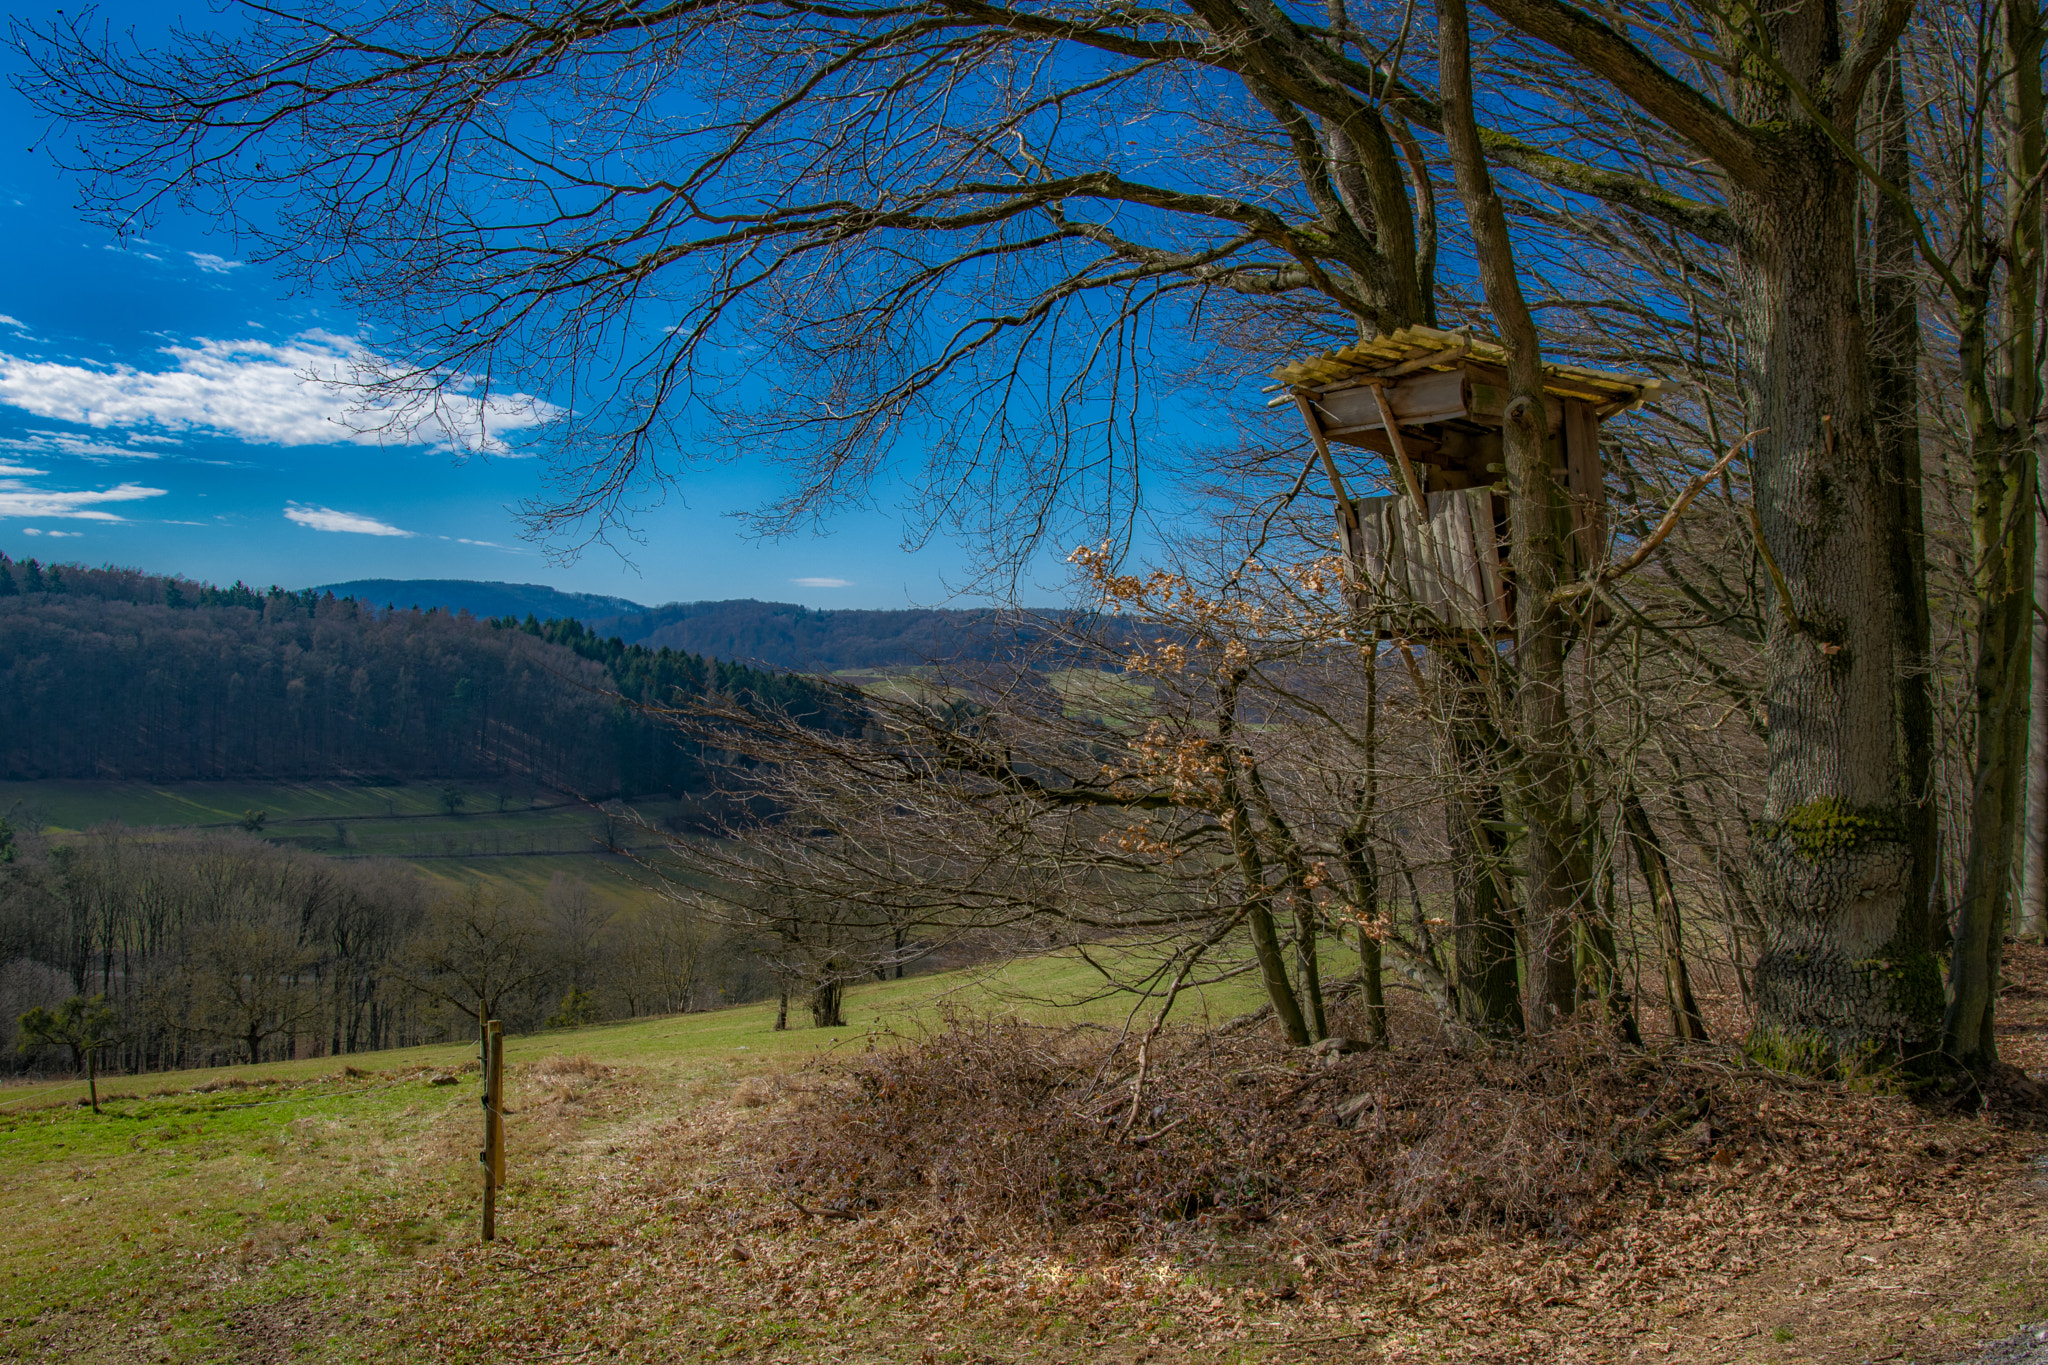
[1364,381,1430,524]
[1290,393,1363,540]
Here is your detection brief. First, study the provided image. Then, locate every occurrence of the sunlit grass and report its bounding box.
[0,940,1312,1360]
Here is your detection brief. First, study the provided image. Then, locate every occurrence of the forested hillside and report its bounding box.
[0,555,854,796]
[590,597,1131,671]
[313,576,1145,671]
[316,578,645,624]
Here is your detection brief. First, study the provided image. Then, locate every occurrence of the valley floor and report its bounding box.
[1,953,2044,1365]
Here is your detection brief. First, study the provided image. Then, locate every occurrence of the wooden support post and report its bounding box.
[480,1019,504,1242]
[1362,381,1429,524]
[1291,392,1362,542]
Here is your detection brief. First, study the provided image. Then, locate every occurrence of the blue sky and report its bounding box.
[0,4,1093,611]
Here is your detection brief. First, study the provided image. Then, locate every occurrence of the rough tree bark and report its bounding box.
[1738,158,1945,1069]
[1440,0,1582,1030]
[1474,0,1945,1068]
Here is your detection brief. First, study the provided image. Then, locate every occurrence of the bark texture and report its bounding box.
[1440,0,1583,1031]
[1732,32,1942,1072]
[1478,0,1942,1073]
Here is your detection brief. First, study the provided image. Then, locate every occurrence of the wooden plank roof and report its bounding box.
[1268,323,1663,409]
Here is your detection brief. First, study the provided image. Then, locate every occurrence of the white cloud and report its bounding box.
[0,333,560,455]
[0,475,165,521]
[792,576,852,588]
[21,527,83,537]
[0,463,46,477]
[0,316,26,330]
[1,429,175,460]
[189,252,244,275]
[102,243,163,262]
[285,504,413,537]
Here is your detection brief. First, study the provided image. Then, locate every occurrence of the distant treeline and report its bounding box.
[0,825,772,1072]
[588,597,1138,672]
[0,555,859,795]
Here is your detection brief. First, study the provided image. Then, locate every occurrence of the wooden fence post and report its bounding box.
[480,1019,504,1241]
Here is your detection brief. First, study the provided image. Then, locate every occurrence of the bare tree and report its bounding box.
[19,0,1998,1073]
[181,907,321,1065]
[394,882,551,1031]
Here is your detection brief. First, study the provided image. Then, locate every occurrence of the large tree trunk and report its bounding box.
[1440,0,1581,1031]
[1739,140,1944,1068]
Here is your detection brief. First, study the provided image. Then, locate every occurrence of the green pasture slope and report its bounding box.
[0,950,1291,1362]
[0,779,703,900]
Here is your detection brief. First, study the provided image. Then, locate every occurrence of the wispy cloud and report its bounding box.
[285,504,413,537]
[1,429,177,460]
[188,252,244,275]
[21,527,83,537]
[791,576,852,588]
[0,473,165,521]
[0,332,560,455]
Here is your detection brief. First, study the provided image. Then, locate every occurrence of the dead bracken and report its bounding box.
[758,1001,2048,1266]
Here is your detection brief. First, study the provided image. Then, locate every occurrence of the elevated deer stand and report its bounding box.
[1268,325,1661,637]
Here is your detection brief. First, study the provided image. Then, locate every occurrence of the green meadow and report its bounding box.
[0,779,700,880]
[0,949,1283,1363]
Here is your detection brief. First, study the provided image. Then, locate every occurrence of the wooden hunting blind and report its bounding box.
[1269,324,1662,637]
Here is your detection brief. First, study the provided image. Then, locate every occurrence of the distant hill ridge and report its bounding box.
[0,556,852,793]
[314,579,1081,672]
[314,578,646,624]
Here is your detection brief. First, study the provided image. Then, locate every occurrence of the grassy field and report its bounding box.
[0,780,703,903]
[5,780,2044,1363]
[2,945,2045,1365]
[0,949,1281,1363]
[3,779,514,830]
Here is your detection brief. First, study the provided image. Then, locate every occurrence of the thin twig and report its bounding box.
[786,1195,860,1221]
